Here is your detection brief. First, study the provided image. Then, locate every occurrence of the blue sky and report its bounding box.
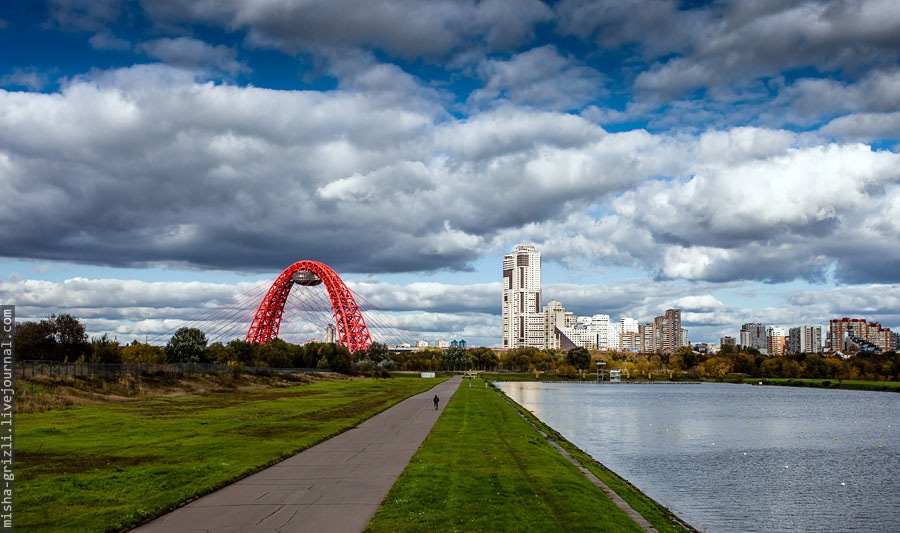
[1,0,899,346]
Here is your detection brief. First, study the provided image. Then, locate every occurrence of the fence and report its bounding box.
[17,360,324,379]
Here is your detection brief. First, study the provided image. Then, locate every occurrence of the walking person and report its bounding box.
[433,394,440,410]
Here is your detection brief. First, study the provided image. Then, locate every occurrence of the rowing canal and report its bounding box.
[497,381,900,533]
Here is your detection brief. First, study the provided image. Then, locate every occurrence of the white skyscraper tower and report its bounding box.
[502,244,543,349]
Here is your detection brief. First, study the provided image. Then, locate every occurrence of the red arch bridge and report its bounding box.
[245,260,372,352]
[162,260,416,351]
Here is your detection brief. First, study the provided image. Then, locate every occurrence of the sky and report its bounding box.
[1,0,899,347]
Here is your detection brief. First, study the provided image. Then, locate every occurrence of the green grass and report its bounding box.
[743,377,900,392]
[366,380,658,533]
[15,376,446,532]
[503,395,693,533]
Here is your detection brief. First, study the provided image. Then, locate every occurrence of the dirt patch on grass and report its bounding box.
[16,372,352,414]
[17,450,162,476]
[304,399,388,421]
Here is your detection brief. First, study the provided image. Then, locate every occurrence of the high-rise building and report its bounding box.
[639,322,656,353]
[740,323,767,354]
[618,317,638,351]
[788,326,822,354]
[592,314,611,350]
[620,317,639,334]
[767,327,786,356]
[653,309,682,354]
[829,318,893,353]
[502,244,543,349]
[620,331,641,352]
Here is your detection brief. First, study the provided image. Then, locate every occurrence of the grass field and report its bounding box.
[366,379,690,533]
[15,374,446,532]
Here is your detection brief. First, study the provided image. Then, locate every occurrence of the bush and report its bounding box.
[556,364,577,378]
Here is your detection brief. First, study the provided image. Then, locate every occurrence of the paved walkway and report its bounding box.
[133,376,462,533]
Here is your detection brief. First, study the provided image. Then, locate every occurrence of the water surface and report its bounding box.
[498,382,900,532]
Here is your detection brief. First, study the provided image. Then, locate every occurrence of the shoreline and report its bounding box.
[491,380,698,533]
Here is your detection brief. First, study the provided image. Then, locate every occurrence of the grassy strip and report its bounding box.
[15,375,446,532]
[498,389,695,533]
[741,377,900,392]
[366,380,649,532]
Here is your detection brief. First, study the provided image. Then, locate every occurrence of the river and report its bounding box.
[497,382,900,533]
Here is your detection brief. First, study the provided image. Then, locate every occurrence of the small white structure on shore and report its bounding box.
[609,370,621,383]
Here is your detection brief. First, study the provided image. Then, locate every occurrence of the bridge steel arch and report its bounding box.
[245,260,372,352]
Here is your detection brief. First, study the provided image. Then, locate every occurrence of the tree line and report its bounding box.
[13,315,900,381]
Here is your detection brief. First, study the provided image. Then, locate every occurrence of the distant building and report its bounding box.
[644,309,681,354]
[620,317,639,334]
[720,336,736,349]
[788,326,822,354]
[592,314,612,350]
[639,322,656,353]
[502,245,543,349]
[740,323,767,354]
[436,339,450,349]
[620,330,641,352]
[767,327,786,356]
[543,300,574,350]
[541,300,622,351]
[829,318,893,353]
[618,317,639,352]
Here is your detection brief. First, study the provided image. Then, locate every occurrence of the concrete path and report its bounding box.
[133,376,462,533]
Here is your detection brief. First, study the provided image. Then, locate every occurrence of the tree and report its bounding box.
[328,345,354,374]
[366,342,390,363]
[53,314,88,358]
[122,341,166,364]
[225,339,257,366]
[165,327,207,363]
[441,346,471,370]
[15,314,89,361]
[731,353,757,375]
[469,347,499,370]
[256,338,293,367]
[566,347,591,371]
[14,320,57,360]
[90,334,123,364]
[674,346,699,370]
[700,357,733,380]
[205,342,229,365]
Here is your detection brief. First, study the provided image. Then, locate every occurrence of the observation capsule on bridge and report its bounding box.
[291,270,323,286]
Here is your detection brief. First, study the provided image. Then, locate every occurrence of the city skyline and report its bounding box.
[1,1,899,346]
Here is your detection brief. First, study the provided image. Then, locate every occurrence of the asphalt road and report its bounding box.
[132,375,462,533]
